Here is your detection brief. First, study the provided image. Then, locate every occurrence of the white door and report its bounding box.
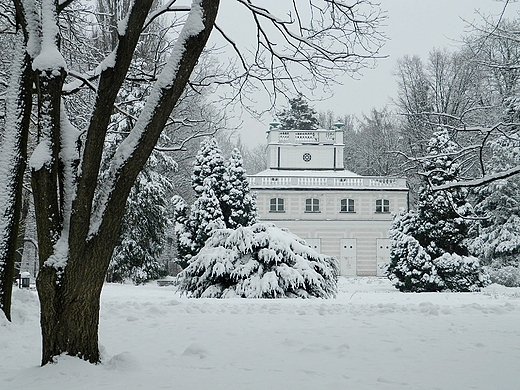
[376,238,391,276]
[340,239,357,276]
[305,238,321,253]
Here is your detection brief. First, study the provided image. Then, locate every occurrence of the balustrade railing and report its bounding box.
[249,176,406,188]
[273,129,340,144]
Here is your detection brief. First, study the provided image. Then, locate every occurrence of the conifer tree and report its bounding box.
[189,178,226,253]
[277,94,319,130]
[108,167,170,285]
[225,148,258,229]
[176,223,338,298]
[173,140,258,266]
[387,129,487,292]
[192,138,227,197]
[468,135,520,286]
[171,195,194,268]
[413,132,470,258]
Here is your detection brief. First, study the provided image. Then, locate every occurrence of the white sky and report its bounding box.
[212,0,520,146]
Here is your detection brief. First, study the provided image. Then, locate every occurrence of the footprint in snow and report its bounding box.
[182,343,209,359]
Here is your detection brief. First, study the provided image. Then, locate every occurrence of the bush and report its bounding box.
[387,231,444,292]
[175,223,338,298]
[484,265,520,287]
[387,217,489,292]
[434,253,489,292]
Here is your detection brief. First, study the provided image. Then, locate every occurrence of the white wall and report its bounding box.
[254,189,408,276]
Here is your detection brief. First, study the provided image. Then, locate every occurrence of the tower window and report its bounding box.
[340,198,355,213]
[270,198,285,212]
[305,198,320,212]
[375,199,390,213]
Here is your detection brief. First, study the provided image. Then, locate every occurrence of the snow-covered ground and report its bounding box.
[2,277,520,390]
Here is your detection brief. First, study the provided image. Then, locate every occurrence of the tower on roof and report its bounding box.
[267,126,345,171]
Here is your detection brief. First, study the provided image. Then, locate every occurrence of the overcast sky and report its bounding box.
[215,1,520,146]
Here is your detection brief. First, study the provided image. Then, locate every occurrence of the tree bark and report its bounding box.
[0,47,32,321]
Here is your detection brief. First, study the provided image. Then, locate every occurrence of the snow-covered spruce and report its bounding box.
[467,135,520,286]
[108,169,171,285]
[387,211,489,293]
[225,148,258,229]
[191,138,227,198]
[175,223,338,298]
[386,129,488,292]
[277,94,319,130]
[172,140,258,266]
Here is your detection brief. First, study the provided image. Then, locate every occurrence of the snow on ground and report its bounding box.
[1,277,520,390]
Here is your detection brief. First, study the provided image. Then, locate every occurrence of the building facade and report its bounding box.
[248,124,408,276]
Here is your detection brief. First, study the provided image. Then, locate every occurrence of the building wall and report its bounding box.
[253,188,408,276]
[269,144,343,170]
[255,189,407,221]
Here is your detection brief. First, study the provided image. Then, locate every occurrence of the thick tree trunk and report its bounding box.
[38,246,106,364]
[30,0,220,366]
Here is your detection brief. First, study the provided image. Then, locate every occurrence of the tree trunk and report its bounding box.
[0,44,32,321]
[37,246,106,364]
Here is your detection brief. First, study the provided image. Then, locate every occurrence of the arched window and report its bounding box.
[305,198,320,212]
[375,199,390,213]
[269,198,285,212]
[340,198,355,213]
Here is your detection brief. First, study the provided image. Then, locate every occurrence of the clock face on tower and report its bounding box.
[302,153,312,162]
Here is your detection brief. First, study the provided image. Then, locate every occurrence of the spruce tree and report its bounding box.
[387,129,487,292]
[171,195,194,268]
[108,168,170,285]
[192,138,227,197]
[189,178,226,253]
[175,223,338,298]
[414,129,470,258]
[225,148,258,228]
[468,135,520,286]
[173,140,259,266]
[277,94,319,130]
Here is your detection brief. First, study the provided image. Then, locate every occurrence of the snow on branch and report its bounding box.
[32,0,66,72]
[434,166,520,191]
[89,0,211,238]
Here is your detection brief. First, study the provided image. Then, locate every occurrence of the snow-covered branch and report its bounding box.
[154,128,216,152]
[434,166,520,190]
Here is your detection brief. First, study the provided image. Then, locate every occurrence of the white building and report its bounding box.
[248,123,408,276]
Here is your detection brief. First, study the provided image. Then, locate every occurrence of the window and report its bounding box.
[269,198,285,212]
[340,198,355,213]
[375,199,390,213]
[305,198,320,212]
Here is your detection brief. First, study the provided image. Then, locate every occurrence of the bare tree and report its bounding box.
[1,0,386,366]
[394,48,484,158]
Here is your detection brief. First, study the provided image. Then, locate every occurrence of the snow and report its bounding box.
[29,140,52,171]
[32,0,66,72]
[2,278,520,390]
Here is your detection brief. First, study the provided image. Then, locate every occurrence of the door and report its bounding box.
[340,238,357,276]
[376,238,391,276]
[305,238,321,253]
